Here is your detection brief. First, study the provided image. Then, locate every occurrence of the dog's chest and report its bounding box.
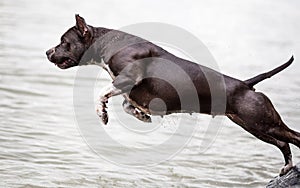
[93,60,151,115]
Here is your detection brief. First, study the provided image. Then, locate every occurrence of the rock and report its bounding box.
[266,162,300,188]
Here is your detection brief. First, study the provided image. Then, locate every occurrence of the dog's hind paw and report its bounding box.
[279,164,293,176]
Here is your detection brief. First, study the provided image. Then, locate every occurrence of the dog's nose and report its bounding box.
[46,48,55,57]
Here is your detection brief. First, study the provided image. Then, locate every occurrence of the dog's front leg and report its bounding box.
[96,84,124,125]
[97,61,148,124]
[96,74,141,124]
[122,100,151,123]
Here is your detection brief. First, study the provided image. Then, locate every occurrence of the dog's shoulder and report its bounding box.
[99,29,166,62]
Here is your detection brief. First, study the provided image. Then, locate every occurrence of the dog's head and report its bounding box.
[46,15,94,69]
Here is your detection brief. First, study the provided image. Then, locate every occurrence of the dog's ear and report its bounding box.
[75,14,91,39]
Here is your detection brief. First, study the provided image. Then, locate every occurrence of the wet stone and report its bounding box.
[266,162,300,188]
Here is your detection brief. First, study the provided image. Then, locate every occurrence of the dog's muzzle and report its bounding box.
[46,48,55,60]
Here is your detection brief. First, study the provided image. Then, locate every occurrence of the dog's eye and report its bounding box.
[61,40,70,49]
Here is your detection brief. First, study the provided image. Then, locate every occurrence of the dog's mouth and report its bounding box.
[54,58,77,69]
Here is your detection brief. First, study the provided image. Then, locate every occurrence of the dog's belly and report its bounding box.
[127,78,213,115]
[107,45,243,116]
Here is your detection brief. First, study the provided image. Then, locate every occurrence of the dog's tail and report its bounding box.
[244,56,294,88]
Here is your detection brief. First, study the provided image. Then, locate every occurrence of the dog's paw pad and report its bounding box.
[96,111,109,125]
[96,105,109,125]
[101,113,109,125]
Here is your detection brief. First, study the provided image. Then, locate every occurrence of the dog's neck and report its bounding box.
[92,27,112,42]
[80,27,111,65]
[81,27,115,78]
[83,26,146,79]
[89,27,147,64]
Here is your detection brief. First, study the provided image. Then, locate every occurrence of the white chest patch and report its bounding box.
[90,59,151,115]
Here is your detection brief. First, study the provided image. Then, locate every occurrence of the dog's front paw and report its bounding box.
[96,97,109,125]
[101,111,109,125]
[96,107,109,125]
[134,111,152,123]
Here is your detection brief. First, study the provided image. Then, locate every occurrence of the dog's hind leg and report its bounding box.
[227,113,293,176]
[226,90,299,175]
[261,118,300,150]
[249,92,300,150]
[122,100,151,123]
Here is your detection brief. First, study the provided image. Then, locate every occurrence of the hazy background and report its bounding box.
[1,0,300,187]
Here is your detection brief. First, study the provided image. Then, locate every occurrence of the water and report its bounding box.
[1,0,300,187]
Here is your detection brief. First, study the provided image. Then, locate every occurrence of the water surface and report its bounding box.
[1,0,300,187]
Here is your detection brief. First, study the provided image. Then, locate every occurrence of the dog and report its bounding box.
[46,14,300,176]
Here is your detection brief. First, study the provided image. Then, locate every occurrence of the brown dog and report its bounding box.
[46,15,300,176]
